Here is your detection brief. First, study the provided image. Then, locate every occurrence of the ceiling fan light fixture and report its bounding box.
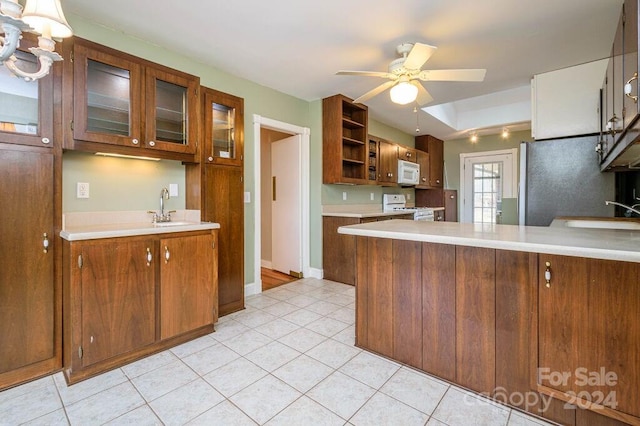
[390,81,418,105]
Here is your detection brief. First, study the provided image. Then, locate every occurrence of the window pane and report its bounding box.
[87,60,131,136]
[0,51,39,134]
[212,103,235,159]
[155,80,187,144]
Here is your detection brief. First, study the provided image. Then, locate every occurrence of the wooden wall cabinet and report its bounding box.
[0,34,60,390]
[415,135,444,188]
[397,146,417,163]
[416,150,430,188]
[64,37,200,161]
[377,139,398,185]
[186,87,245,317]
[63,230,217,384]
[323,94,369,184]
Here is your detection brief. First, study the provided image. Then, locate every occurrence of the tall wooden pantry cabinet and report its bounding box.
[0,35,61,389]
[187,88,245,316]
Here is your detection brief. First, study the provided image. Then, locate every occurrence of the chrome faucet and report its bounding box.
[148,188,173,223]
[604,200,640,217]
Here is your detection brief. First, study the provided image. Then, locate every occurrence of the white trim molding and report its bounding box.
[252,114,311,296]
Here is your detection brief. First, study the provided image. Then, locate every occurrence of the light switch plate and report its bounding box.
[169,183,178,197]
[343,192,347,201]
[244,192,251,203]
[77,182,89,199]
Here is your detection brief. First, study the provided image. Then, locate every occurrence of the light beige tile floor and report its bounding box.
[0,278,556,425]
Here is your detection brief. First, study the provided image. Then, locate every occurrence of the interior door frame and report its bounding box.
[253,115,310,295]
[459,148,518,223]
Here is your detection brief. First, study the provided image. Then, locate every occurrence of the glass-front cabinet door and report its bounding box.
[73,40,142,147]
[0,36,53,148]
[203,87,244,166]
[144,67,199,155]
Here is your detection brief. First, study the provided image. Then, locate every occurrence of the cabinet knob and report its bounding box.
[450,195,455,199]
[436,179,441,184]
[146,248,152,266]
[148,140,156,147]
[406,152,412,158]
[164,245,170,264]
[208,156,214,162]
[387,172,393,178]
[422,177,427,182]
[41,137,50,145]
[544,262,552,288]
[132,138,139,145]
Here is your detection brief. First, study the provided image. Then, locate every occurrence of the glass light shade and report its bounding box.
[22,0,73,38]
[390,81,418,105]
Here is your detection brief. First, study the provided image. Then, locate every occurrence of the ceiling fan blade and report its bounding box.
[403,43,437,70]
[418,69,487,82]
[353,80,397,104]
[336,70,396,79]
[415,82,434,106]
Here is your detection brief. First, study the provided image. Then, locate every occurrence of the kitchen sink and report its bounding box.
[563,219,640,230]
[152,221,194,227]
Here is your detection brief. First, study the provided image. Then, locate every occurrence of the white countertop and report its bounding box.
[338,219,640,263]
[60,210,220,241]
[322,204,444,218]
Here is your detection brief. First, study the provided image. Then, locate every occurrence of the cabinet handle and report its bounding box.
[625,72,638,103]
[42,233,49,253]
[148,140,156,147]
[41,137,50,145]
[146,248,152,266]
[132,138,139,145]
[544,262,551,288]
[164,245,170,264]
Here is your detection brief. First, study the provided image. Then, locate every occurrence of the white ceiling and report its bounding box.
[62,0,623,140]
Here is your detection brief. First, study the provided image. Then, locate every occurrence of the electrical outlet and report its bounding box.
[342,191,347,201]
[169,183,178,197]
[407,193,411,200]
[370,192,375,201]
[244,192,251,203]
[77,182,89,199]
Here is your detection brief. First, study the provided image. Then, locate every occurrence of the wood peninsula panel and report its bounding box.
[355,237,369,348]
[421,242,456,381]
[495,250,539,412]
[585,259,640,418]
[364,238,394,358]
[392,240,422,369]
[455,246,495,393]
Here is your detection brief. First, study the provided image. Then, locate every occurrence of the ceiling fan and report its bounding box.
[337,42,486,106]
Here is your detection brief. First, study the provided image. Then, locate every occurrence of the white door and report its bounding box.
[271,135,302,276]
[460,149,518,224]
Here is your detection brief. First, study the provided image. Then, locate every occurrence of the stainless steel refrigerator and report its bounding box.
[518,135,615,226]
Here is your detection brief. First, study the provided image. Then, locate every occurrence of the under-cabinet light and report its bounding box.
[95,152,162,161]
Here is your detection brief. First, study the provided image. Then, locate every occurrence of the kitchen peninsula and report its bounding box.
[339,220,640,426]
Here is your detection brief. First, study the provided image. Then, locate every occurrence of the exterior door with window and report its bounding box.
[460,149,517,224]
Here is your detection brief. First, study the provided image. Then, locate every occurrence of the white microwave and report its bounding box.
[397,159,420,185]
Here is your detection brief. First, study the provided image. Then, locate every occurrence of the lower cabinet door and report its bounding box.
[160,233,215,339]
[79,239,156,367]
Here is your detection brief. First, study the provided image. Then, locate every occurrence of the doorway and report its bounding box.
[460,148,518,224]
[252,115,310,295]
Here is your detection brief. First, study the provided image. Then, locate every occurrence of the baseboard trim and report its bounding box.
[307,267,323,279]
[260,260,272,269]
[244,282,260,297]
